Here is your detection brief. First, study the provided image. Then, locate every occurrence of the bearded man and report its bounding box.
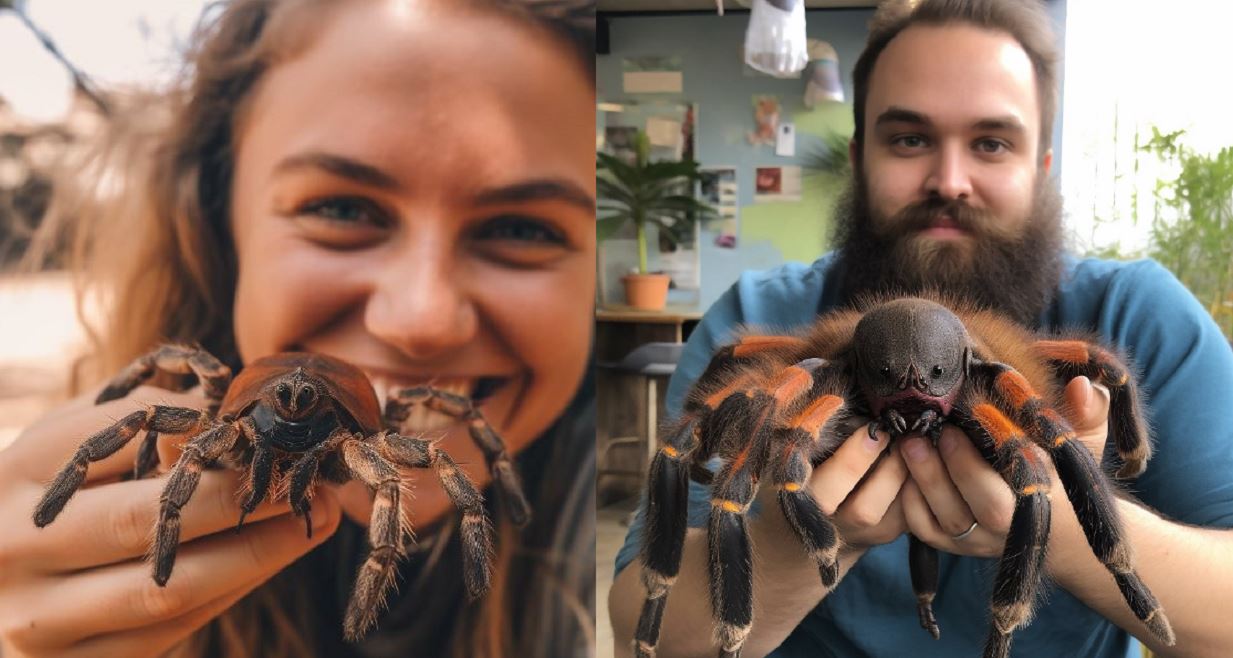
[609,1,1233,657]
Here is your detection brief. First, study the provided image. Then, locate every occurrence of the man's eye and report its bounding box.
[298,196,388,226]
[892,135,928,149]
[975,139,1009,154]
[474,216,565,244]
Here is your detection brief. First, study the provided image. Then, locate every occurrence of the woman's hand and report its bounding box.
[0,387,341,658]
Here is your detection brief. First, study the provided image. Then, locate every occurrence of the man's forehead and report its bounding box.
[865,23,1040,134]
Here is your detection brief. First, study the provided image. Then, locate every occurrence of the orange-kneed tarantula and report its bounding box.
[32,346,530,641]
[633,295,1175,658]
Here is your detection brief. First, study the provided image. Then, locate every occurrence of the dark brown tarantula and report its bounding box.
[32,346,530,641]
[633,295,1175,658]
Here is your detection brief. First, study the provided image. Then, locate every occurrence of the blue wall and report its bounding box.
[598,2,1067,310]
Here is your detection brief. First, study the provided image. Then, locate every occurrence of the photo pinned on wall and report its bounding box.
[754,165,802,203]
[603,126,639,165]
[622,55,683,94]
[699,166,739,249]
[748,95,780,147]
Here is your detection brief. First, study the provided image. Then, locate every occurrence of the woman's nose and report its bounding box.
[364,250,477,360]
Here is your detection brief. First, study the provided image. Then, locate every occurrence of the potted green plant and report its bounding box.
[597,131,714,310]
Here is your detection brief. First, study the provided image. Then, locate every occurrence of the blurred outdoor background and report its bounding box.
[0,0,208,450]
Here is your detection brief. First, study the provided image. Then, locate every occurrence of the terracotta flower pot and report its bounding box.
[622,273,671,310]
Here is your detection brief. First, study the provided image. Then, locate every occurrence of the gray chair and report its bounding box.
[597,342,684,486]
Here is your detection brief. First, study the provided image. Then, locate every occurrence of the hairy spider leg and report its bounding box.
[91,345,231,479]
[1035,339,1150,478]
[287,428,353,539]
[632,335,812,658]
[384,386,531,525]
[771,368,850,589]
[33,405,211,527]
[950,402,1053,658]
[95,344,233,407]
[379,431,494,600]
[907,535,941,640]
[236,416,274,530]
[340,438,409,641]
[152,423,241,585]
[707,360,827,658]
[975,363,1176,647]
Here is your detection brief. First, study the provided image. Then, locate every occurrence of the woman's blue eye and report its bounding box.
[476,216,565,244]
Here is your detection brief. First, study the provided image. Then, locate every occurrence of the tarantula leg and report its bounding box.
[153,423,240,585]
[288,430,349,539]
[236,418,272,530]
[708,463,759,658]
[1052,432,1175,645]
[34,404,210,526]
[34,410,149,526]
[1035,339,1150,478]
[340,438,407,641]
[380,431,493,600]
[385,386,531,525]
[633,415,702,658]
[95,344,232,405]
[908,535,941,640]
[976,364,1176,646]
[773,390,848,587]
[133,430,160,479]
[775,447,842,587]
[956,403,1054,658]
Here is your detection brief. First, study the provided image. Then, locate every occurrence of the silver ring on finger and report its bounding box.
[951,520,978,541]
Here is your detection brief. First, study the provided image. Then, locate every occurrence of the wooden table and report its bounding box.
[595,306,703,362]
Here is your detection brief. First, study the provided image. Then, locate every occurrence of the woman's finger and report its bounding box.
[809,428,892,515]
[24,468,292,572]
[61,584,252,658]
[899,434,977,538]
[6,387,207,484]
[30,491,340,641]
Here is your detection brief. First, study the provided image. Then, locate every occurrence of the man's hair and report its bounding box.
[851,0,1059,158]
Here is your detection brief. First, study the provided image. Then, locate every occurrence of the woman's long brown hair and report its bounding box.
[29,1,596,656]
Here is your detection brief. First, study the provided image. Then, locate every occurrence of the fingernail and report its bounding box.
[903,437,929,463]
[1081,377,1094,408]
[864,430,885,452]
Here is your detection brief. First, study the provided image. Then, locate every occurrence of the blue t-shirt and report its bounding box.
[615,254,1233,658]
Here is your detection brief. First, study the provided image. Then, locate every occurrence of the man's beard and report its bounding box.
[831,169,1065,326]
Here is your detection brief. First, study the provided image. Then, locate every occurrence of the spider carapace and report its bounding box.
[633,295,1174,658]
[33,347,530,641]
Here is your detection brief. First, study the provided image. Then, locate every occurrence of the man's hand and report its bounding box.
[899,376,1111,556]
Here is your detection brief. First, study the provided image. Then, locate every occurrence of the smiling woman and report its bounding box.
[2,1,596,658]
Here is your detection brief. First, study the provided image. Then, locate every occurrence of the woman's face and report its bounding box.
[229,0,595,497]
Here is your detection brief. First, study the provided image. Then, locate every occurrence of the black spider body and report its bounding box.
[854,298,970,427]
[631,295,1174,658]
[33,346,530,641]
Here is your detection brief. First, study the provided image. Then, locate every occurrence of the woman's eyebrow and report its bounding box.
[273,151,400,189]
[473,179,595,210]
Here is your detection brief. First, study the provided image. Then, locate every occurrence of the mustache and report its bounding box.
[887,197,995,235]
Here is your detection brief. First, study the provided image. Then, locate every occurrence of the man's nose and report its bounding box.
[925,142,973,201]
[364,250,477,360]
